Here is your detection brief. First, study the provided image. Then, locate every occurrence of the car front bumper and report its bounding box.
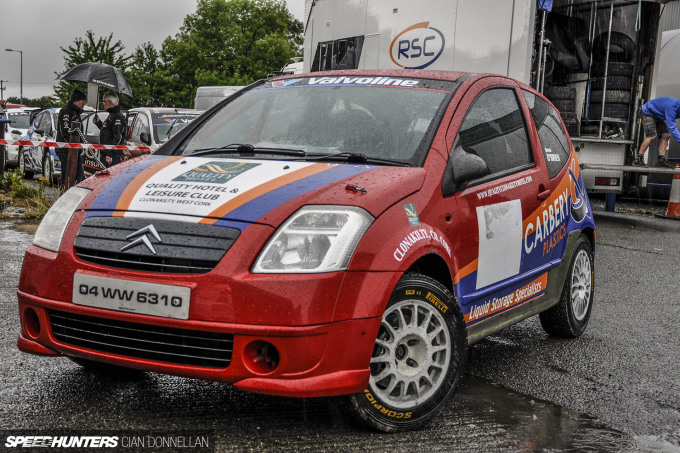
[17,241,398,397]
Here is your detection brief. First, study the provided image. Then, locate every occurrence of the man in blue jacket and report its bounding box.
[632,97,680,168]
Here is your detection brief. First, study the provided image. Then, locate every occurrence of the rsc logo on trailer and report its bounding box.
[390,22,445,69]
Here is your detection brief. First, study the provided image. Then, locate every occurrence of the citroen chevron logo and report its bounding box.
[120,225,162,254]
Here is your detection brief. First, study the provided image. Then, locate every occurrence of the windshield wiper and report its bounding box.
[191,143,306,157]
[306,152,411,167]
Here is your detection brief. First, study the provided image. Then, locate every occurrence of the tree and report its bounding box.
[6,96,59,110]
[126,43,163,108]
[54,30,132,105]
[157,0,303,108]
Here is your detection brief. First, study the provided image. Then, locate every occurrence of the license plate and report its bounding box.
[73,273,191,320]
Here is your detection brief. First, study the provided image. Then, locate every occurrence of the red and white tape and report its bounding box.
[0,138,152,153]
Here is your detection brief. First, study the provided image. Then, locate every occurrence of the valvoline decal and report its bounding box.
[390,22,445,69]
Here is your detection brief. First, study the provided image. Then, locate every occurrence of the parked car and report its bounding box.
[126,107,203,150]
[19,108,135,182]
[194,87,245,110]
[17,70,595,432]
[3,106,39,170]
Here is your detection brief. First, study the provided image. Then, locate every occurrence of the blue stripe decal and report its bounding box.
[212,164,378,227]
[86,155,167,218]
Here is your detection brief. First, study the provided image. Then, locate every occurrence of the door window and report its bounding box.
[457,88,533,179]
[129,114,151,144]
[522,90,570,179]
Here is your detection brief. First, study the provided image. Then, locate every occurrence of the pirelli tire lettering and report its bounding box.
[345,273,467,432]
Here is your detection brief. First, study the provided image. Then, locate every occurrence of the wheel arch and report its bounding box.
[406,253,455,297]
[581,226,595,252]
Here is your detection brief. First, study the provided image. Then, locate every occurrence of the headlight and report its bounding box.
[252,205,374,273]
[33,187,91,252]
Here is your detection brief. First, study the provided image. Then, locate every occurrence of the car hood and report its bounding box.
[83,155,426,228]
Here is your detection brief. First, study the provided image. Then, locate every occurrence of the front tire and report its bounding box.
[540,235,594,338]
[18,150,34,179]
[42,152,56,185]
[342,273,467,432]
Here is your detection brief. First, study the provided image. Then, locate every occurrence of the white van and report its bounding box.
[194,86,245,110]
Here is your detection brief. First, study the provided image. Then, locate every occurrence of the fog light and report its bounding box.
[24,308,41,339]
[244,340,280,374]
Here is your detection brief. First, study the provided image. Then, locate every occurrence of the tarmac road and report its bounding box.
[0,206,679,452]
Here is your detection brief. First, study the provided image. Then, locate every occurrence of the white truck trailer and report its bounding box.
[302,0,677,195]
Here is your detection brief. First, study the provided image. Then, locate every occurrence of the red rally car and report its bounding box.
[17,70,595,432]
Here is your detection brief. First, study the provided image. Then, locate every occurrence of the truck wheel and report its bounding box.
[591,76,632,91]
[592,62,633,77]
[593,31,634,62]
[559,111,577,123]
[552,99,575,113]
[18,150,34,179]
[544,86,576,100]
[589,90,631,104]
[540,235,594,338]
[589,103,629,119]
[342,273,467,432]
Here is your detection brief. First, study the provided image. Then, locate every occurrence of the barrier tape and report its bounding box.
[0,138,152,153]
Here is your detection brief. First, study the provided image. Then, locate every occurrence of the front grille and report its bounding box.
[49,310,233,368]
[74,216,239,274]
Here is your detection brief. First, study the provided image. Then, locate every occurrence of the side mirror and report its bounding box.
[34,128,45,135]
[452,146,490,187]
[140,131,152,145]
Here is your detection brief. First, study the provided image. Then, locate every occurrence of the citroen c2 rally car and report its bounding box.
[17,70,595,432]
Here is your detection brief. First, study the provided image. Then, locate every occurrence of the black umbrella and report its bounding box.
[58,62,133,97]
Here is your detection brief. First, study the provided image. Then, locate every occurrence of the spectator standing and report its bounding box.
[632,97,680,168]
[94,92,126,167]
[56,89,87,185]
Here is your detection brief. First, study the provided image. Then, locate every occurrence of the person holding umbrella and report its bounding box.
[56,88,87,186]
[93,92,126,166]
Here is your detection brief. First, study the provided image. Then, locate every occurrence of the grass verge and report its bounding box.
[0,169,59,220]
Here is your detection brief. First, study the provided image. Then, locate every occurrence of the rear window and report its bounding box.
[8,112,32,129]
[151,112,202,142]
[176,76,458,165]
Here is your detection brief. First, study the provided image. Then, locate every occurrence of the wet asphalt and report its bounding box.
[0,198,679,453]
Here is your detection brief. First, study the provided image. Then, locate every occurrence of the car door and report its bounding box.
[443,78,551,326]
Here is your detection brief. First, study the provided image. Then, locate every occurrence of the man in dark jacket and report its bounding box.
[56,88,87,186]
[93,92,126,167]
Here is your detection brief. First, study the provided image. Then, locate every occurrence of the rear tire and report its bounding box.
[341,273,467,432]
[540,235,594,338]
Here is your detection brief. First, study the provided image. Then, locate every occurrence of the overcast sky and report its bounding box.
[0,0,304,102]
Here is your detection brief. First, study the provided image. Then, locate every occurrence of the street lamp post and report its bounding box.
[5,49,23,105]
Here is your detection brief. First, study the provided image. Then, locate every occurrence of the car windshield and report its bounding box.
[8,112,33,129]
[152,112,202,142]
[175,76,457,165]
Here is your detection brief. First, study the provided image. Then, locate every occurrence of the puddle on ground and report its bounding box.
[454,375,678,452]
[11,222,39,233]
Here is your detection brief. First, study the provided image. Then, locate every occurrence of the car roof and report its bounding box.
[273,69,472,82]
[128,107,201,114]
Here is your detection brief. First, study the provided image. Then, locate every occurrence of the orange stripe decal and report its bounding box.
[454,258,478,284]
[199,163,332,225]
[113,156,183,216]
